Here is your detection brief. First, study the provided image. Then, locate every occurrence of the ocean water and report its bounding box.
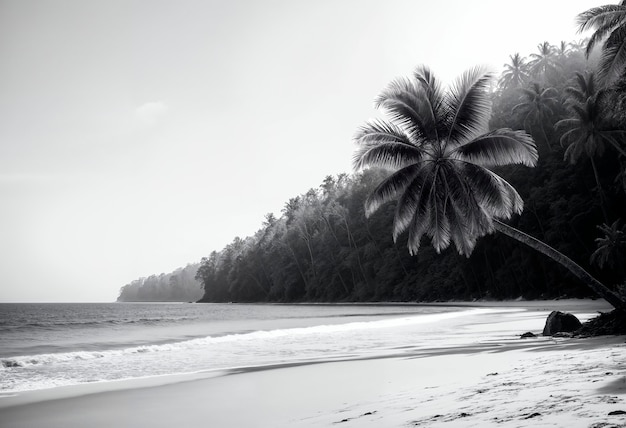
[0,302,496,394]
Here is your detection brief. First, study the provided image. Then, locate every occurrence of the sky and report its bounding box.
[0,0,606,302]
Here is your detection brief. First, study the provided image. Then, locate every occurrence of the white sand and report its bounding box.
[1,300,624,427]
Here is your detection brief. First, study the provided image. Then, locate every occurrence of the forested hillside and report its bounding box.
[119,32,626,304]
[196,38,626,303]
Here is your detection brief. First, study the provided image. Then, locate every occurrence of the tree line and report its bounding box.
[121,3,626,305]
[117,264,203,302]
[196,33,625,304]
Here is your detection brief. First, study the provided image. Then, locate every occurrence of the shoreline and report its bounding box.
[1,337,624,427]
[1,300,623,427]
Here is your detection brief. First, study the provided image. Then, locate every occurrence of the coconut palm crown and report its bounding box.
[353,66,537,257]
[499,53,529,90]
[578,0,626,84]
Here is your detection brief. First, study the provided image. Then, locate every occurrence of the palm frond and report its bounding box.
[405,193,431,255]
[424,168,451,253]
[352,141,423,171]
[374,77,434,142]
[453,129,537,167]
[393,167,433,241]
[565,87,586,105]
[577,5,626,58]
[364,165,421,217]
[511,102,529,115]
[564,138,585,162]
[353,119,423,170]
[461,163,523,219]
[448,206,480,257]
[555,117,579,132]
[445,67,493,143]
[353,118,414,146]
[557,121,583,149]
[571,103,589,120]
[413,65,446,140]
[585,27,610,58]
[597,26,626,83]
[577,5,625,32]
[441,164,491,255]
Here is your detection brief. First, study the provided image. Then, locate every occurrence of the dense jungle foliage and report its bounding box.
[194,38,626,304]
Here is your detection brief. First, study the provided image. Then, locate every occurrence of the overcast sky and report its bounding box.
[0,0,605,302]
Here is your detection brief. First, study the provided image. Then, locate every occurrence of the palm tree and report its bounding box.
[578,1,626,84]
[353,65,626,311]
[555,41,571,61]
[569,38,590,54]
[557,72,626,221]
[590,220,626,272]
[529,41,556,79]
[499,53,529,90]
[512,83,560,149]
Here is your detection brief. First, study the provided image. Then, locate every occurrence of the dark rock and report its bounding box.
[542,311,582,336]
[608,410,626,415]
[520,331,537,339]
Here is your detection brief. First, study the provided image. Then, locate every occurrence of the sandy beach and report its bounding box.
[1,300,625,428]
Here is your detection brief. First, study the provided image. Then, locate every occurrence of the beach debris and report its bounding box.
[520,331,537,338]
[542,311,582,336]
[522,412,542,419]
[608,410,626,415]
[334,411,377,424]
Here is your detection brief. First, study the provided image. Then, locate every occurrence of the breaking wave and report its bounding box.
[1,308,489,369]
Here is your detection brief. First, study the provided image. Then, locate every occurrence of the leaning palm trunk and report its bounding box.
[494,219,626,312]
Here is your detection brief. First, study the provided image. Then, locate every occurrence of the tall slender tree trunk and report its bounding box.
[540,123,552,152]
[619,157,626,195]
[284,242,308,292]
[342,216,369,286]
[493,219,626,312]
[589,156,609,223]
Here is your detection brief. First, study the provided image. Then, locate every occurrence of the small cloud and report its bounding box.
[135,101,168,126]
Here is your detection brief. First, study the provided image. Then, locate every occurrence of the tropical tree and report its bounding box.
[512,83,560,149]
[555,40,571,61]
[578,1,626,84]
[499,53,529,90]
[590,220,626,272]
[557,72,626,220]
[353,65,626,311]
[529,41,556,78]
